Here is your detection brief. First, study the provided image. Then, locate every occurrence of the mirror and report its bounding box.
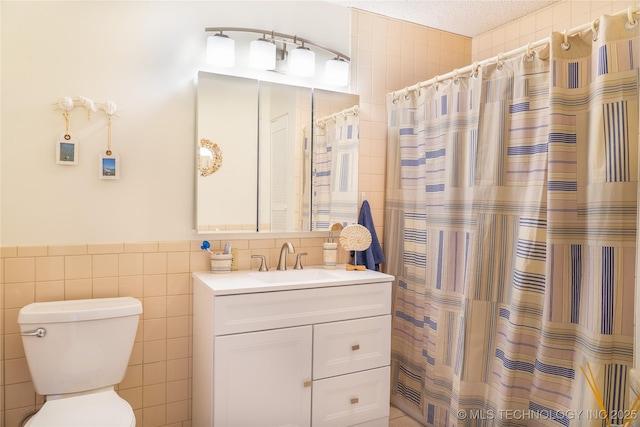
[258,81,313,232]
[310,88,360,230]
[195,71,359,233]
[196,73,258,231]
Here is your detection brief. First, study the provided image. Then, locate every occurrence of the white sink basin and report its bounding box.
[247,268,341,284]
[193,266,395,295]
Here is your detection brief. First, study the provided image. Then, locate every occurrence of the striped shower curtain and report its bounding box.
[385,13,639,427]
[312,113,360,229]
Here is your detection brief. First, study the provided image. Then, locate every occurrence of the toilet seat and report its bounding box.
[26,390,135,427]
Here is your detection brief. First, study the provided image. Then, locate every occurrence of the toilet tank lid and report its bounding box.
[18,297,142,324]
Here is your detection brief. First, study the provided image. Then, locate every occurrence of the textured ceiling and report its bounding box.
[328,0,561,37]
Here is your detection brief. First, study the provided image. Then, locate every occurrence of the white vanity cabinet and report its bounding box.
[192,268,394,427]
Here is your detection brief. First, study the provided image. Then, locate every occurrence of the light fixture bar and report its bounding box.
[204,27,350,61]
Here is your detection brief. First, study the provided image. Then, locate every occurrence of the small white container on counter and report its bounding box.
[323,242,338,269]
[210,252,233,273]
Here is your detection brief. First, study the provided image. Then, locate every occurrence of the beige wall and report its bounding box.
[6,0,635,426]
[0,238,334,427]
[0,1,350,247]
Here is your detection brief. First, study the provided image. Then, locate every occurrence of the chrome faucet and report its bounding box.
[276,242,295,270]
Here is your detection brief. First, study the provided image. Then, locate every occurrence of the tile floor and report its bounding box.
[390,405,423,427]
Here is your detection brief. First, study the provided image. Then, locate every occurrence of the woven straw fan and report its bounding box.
[339,224,372,271]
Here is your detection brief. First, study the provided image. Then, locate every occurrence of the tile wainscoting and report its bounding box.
[1,238,352,427]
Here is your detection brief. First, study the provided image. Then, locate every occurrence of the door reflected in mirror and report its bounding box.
[195,71,359,234]
[258,81,312,232]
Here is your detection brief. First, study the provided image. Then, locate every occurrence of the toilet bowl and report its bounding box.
[18,297,142,427]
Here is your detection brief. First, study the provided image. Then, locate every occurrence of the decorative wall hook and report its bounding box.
[52,96,122,118]
[52,96,122,173]
[76,96,97,119]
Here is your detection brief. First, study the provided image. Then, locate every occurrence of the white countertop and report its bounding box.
[192,265,395,295]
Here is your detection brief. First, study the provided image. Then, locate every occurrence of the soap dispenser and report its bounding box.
[323,223,343,269]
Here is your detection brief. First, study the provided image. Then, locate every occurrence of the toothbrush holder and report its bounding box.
[323,242,338,269]
[210,252,233,273]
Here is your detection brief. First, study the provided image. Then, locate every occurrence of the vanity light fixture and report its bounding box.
[206,32,235,67]
[325,57,350,87]
[288,43,315,77]
[249,36,277,70]
[205,27,350,86]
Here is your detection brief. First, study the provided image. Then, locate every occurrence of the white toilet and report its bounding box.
[18,296,142,427]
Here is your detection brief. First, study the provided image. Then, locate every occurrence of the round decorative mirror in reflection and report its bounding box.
[198,138,223,177]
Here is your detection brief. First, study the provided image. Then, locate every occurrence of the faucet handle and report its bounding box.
[251,254,269,272]
[294,252,308,270]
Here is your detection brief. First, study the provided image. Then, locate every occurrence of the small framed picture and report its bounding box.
[99,152,119,180]
[56,134,78,165]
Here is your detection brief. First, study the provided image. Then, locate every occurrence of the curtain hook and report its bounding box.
[523,42,535,63]
[626,6,638,30]
[433,75,440,91]
[471,61,480,79]
[452,69,460,85]
[496,53,504,70]
[403,87,411,100]
[591,18,599,41]
[561,29,571,50]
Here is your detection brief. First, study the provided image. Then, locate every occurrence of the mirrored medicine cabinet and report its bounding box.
[195,71,360,234]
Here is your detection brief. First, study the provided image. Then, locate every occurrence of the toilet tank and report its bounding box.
[18,297,142,396]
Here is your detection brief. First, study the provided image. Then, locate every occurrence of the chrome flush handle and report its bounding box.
[21,328,46,338]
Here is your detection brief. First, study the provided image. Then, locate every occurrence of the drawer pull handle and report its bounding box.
[303,381,312,388]
[351,344,360,351]
[351,397,359,404]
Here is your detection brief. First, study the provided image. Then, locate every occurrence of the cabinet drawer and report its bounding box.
[313,315,391,379]
[214,282,391,335]
[312,366,390,427]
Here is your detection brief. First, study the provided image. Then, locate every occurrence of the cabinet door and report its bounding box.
[214,325,312,427]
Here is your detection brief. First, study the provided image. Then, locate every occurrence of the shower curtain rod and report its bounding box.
[315,105,359,126]
[390,5,639,98]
